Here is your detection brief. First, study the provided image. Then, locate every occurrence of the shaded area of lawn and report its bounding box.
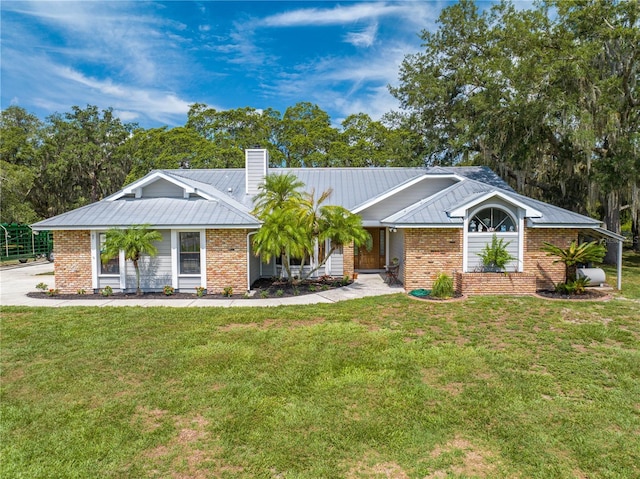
[602,249,640,300]
[2,294,639,478]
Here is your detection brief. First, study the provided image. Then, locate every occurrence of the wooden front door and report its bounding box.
[355,228,385,270]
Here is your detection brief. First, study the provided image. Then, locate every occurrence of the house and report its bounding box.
[32,149,624,295]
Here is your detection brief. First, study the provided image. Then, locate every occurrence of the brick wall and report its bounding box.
[524,228,577,290]
[53,230,92,293]
[456,272,537,295]
[343,243,355,278]
[404,228,463,291]
[206,229,249,294]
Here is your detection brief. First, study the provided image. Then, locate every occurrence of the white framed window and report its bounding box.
[179,232,201,274]
[99,233,120,275]
[468,207,516,233]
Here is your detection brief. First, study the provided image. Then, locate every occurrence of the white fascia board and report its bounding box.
[352,174,462,214]
[384,223,463,229]
[108,171,214,201]
[448,190,542,218]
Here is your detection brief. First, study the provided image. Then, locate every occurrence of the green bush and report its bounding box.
[101,286,113,297]
[478,234,515,271]
[556,277,590,295]
[431,272,454,299]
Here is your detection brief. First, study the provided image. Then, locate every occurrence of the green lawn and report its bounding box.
[2,254,639,478]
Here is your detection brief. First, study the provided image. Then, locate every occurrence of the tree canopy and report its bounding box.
[391,0,639,258]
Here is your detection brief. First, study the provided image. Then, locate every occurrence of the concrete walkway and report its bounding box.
[0,262,404,307]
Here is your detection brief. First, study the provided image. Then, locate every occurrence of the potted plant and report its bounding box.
[478,234,515,272]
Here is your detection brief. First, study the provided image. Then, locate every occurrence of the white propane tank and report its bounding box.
[577,268,606,287]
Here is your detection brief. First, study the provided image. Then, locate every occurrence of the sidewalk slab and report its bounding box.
[1,264,403,308]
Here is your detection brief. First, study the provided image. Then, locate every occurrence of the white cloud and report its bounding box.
[263,3,410,27]
[344,23,378,48]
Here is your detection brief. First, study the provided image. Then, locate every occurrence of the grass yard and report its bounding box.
[1,254,639,478]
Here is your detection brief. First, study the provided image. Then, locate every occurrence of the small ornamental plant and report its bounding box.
[163,285,175,296]
[223,286,233,297]
[77,288,86,295]
[430,272,454,299]
[195,286,206,297]
[260,290,269,299]
[36,282,48,292]
[101,286,113,297]
[47,288,59,296]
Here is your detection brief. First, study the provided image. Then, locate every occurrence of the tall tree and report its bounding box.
[125,126,222,183]
[278,102,338,167]
[186,104,284,167]
[0,106,42,222]
[29,105,137,217]
[390,0,639,260]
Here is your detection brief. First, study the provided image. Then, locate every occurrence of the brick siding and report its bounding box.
[206,229,249,294]
[524,228,577,290]
[456,272,537,295]
[403,228,463,291]
[53,230,92,293]
[343,243,355,278]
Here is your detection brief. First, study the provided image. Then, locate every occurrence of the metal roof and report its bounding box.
[33,197,260,230]
[32,165,603,230]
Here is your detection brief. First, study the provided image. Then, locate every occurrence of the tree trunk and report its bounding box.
[133,259,142,295]
[566,263,577,284]
[603,190,621,264]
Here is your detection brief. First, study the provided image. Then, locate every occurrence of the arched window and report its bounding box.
[468,207,516,233]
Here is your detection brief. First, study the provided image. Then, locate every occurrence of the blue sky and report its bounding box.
[1,1,455,128]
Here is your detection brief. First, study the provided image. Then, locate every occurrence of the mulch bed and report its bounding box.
[27,276,352,300]
[535,289,612,301]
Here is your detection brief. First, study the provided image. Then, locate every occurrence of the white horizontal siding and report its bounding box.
[467,233,518,272]
[178,276,202,291]
[124,230,172,291]
[360,177,456,220]
[97,276,120,290]
[142,179,185,198]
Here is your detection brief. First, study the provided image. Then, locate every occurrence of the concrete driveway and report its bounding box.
[0,262,402,307]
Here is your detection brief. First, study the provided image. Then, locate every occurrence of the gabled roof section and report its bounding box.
[107,170,216,201]
[382,176,601,228]
[351,173,461,214]
[426,166,515,191]
[448,190,543,218]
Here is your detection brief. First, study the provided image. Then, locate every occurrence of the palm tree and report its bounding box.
[541,240,606,283]
[252,173,305,219]
[101,225,163,295]
[252,207,311,281]
[302,204,370,279]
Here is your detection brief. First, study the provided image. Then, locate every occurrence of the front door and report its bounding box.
[355,228,385,270]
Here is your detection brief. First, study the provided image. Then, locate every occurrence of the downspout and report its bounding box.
[247,231,257,292]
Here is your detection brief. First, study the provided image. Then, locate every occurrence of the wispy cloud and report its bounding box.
[263,2,412,27]
[344,23,378,48]
[1,1,196,124]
